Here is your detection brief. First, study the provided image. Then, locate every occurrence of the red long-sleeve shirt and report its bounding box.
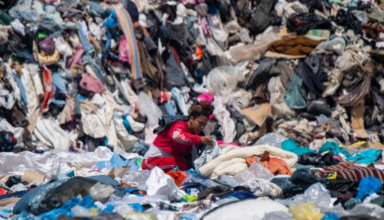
[153,121,202,156]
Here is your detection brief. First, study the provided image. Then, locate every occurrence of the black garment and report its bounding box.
[245,0,277,34]
[335,10,362,35]
[6,176,26,188]
[0,131,16,152]
[271,177,308,198]
[296,57,327,97]
[198,186,250,199]
[307,99,332,117]
[166,48,187,89]
[326,179,358,197]
[245,57,276,90]
[287,13,332,35]
[153,115,189,134]
[291,168,328,185]
[298,152,339,168]
[122,0,139,22]
[166,23,195,65]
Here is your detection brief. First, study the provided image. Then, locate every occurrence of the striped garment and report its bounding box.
[316,164,384,183]
[112,5,142,79]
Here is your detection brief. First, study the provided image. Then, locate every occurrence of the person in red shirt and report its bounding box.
[142,102,214,172]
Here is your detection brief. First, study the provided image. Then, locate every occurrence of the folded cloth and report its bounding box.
[268,36,323,55]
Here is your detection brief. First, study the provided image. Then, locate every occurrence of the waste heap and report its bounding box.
[1,0,384,219]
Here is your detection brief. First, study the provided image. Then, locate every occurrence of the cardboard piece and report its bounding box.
[107,167,130,178]
[242,103,273,127]
[363,142,384,151]
[350,104,369,139]
[21,170,45,183]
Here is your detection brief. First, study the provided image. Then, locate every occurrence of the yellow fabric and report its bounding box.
[38,49,60,66]
[289,202,324,220]
[327,172,337,180]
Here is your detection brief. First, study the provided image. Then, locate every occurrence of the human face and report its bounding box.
[188,116,208,134]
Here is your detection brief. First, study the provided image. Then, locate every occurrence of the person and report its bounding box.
[142,101,214,172]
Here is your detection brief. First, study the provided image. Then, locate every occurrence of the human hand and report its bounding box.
[201,136,213,146]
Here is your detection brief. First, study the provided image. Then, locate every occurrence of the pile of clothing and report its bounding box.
[2,0,384,219]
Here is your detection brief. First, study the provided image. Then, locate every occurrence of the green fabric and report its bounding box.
[284,74,308,109]
[319,142,350,157]
[181,195,198,202]
[0,12,11,26]
[305,29,330,41]
[135,158,143,168]
[282,139,316,156]
[38,32,48,39]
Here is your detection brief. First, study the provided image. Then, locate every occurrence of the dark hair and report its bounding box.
[189,101,213,119]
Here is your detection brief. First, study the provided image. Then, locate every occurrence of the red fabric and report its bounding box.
[153,121,201,156]
[166,171,189,186]
[142,157,189,173]
[41,68,53,113]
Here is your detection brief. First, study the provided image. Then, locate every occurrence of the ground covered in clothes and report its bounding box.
[3,0,384,219]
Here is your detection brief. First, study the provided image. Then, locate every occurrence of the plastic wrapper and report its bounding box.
[234,163,274,183]
[217,175,239,188]
[71,205,90,218]
[122,170,151,185]
[146,167,185,201]
[107,194,168,206]
[289,202,324,220]
[255,133,283,148]
[275,183,331,209]
[89,182,115,201]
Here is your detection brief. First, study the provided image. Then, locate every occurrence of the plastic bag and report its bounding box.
[262,212,293,220]
[107,194,168,206]
[289,202,324,220]
[356,177,381,200]
[89,182,115,201]
[146,167,185,201]
[71,205,90,218]
[275,183,331,209]
[122,170,151,185]
[234,163,274,183]
[255,133,283,148]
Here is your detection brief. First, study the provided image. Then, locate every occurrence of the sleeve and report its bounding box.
[168,123,202,145]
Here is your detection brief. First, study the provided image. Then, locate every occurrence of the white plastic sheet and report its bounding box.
[122,170,151,186]
[146,167,185,201]
[0,147,139,181]
[89,182,115,201]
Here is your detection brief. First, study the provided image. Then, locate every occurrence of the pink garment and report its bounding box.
[180,0,196,5]
[67,45,85,70]
[119,36,132,64]
[201,17,210,37]
[197,93,214,103]
[79,73,106,93]
[216,140,238,146]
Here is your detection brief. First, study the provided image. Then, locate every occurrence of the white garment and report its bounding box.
[146,167,185,201]
[212,96,236,143]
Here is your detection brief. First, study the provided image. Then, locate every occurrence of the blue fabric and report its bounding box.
[321,213,340,220]
[52,72,68,93]
[356,177,381,200]
[122,116,133,134]
[163,102,176,115]
[105,10,117,29]
[82,55,105,83]
[319,142,350,157]
[186,169,200,175]
[124,188,138,193]
[177,213,196,220]
[346,148,382,164]
[51,85,66,107]
[14,196,96,220]
[0,210,11,218]
[13,73,27,106]
[77,24,94,54]
[170,87,188,116]
[96,154,139,171]
[282,139,316,156]
[128,203,143,212]
[103,204,115,212]
[78,94,86,100]
[0,190,29,200]
[222,191,258,200]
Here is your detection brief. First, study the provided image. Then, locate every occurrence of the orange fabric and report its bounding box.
[195,46,203,60]
[258,151,293,176]
[166,171,189,187]
[246,155,258,166]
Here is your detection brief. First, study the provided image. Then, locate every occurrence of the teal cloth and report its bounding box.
[319,142,350,157]
[346,148,382,164]
[281,139,315,156]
